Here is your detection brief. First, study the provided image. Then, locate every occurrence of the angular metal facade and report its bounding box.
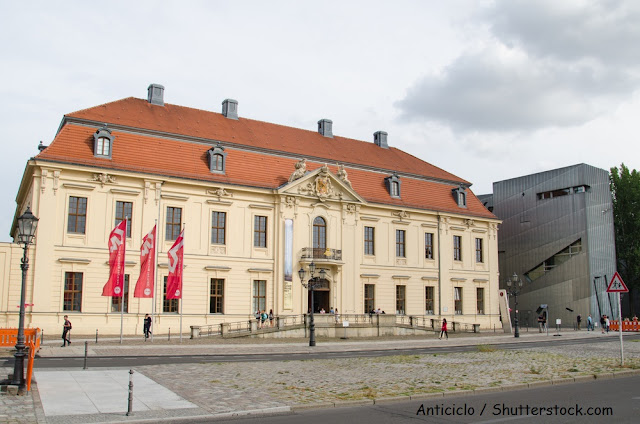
[491,164,617,328]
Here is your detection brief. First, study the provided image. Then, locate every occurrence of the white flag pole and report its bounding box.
[151,219,158,343]
[119,217,127,345]
[180,224,184,343]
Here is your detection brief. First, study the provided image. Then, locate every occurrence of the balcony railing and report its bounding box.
[301,247,342,261]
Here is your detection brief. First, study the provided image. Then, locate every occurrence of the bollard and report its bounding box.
[96,329,99,344]
[126,369,134,416]
[83,341,88,369]
[168,328,171,341]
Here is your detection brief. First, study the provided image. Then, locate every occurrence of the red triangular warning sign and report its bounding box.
[607,272,629,293]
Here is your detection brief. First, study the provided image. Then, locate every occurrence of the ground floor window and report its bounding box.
[476,287,484,315]
[64,272,83,312]
[425,286,434,315]
[252,280,266,313]
[210,278,224,314]
[163,276,179,313]
[396,285,406,315]
[110,275,130,313]
[364,284,375,312]
[454,287,463,315]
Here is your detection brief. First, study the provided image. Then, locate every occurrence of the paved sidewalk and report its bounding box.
[2,330,638,423]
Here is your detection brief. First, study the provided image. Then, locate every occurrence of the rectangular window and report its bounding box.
[63,272,83,311]
[211,211,226,245]
[364,284,375,313]
[396,230,406,258]
[110,275,130,313]
[67,196,87,234]
[396,285,406,315]
[425,233,434,259]
[425,286,434,315]
[254,216,267,248]
[475,238,483,263]
[477,287,485,315]
[210,278,225,314]
[364,227,375,255]
[166,207,182,241]
[115,201,132,238]
[454,287,463,315]
[163,276,179,313]
[453,235,462,261]
[252,280,266,313]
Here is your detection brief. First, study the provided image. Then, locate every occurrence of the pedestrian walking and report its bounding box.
[600,315,606,333]
[576,314,581,330]
[587,314,593,331]
[605,315,610,333]
[439,318,448,340]
[61,315,72,347]
[143,314,152,340]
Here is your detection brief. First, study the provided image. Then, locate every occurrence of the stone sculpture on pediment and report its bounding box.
[288,158,307,182]
[337,164,352,187]
[297,164,337,203]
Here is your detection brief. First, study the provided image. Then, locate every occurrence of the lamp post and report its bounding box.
[12,206,39,391]
[298,261,326,347]
[506,273,523,338]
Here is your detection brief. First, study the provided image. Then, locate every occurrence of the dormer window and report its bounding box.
[208,142,227,174]
[385,173,401,199]
[452,185,467,208]
[93,125,114,159]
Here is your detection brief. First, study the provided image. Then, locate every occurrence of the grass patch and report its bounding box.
[529,366,542,375]
[567,368,579,372]
[477,344,497,352]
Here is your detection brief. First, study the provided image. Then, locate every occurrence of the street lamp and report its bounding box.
[298,261,326,347]
[12,206,39,392]
[506,273,524,338]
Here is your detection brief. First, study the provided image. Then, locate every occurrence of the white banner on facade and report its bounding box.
[283,219,293,309]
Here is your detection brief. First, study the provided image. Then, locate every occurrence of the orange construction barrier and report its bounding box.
[608,320,640,332]
[0,328,41,391]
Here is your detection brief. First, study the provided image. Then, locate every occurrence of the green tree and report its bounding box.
[610,163,640,315]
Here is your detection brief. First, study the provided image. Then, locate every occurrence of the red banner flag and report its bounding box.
[165,230,184,299]
[102,219,127,297]
[134,225,156,298]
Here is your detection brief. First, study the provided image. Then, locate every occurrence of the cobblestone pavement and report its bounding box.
[1,331,639,422]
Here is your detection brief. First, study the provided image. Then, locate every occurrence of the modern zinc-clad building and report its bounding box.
[1,84,501,335]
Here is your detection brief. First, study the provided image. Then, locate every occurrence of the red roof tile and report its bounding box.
[37,124,495,219]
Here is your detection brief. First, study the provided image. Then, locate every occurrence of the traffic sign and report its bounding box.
[607,272,629,293]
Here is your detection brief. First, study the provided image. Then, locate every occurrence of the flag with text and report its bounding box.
[102,219,127,297]
[134,225,156,298]
[165,230,184,300]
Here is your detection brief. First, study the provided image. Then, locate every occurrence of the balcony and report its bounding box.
[301,247,342,262]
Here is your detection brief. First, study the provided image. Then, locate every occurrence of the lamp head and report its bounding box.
[17,206,39,245]
[298,267,306,281]
[309,261,316,274]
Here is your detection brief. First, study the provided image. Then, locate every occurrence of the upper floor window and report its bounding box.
[396,229,406,258]
[208,142,227,174]
[364,226,375,255]
[115,201,132,238]
[211,211,226,245]
[313,217,326,249]
[68,196,87,234]
[93,125,114,159]
[425,232,434,259]
[453,235,462,261]
[475,238,483,263]
[166,207,182,241]
[452,185,467,208]
[254,216,267,248]
[385,173,401,198]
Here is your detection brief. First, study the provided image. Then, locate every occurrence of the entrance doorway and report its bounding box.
[308,278,330,313]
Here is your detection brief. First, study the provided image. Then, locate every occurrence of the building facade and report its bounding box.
[489,164,617,327]
[2,84,501,335]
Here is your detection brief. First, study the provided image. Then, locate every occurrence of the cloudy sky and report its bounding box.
[1,0,639,242]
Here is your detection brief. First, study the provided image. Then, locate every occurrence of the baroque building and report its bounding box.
[1,84,501,335]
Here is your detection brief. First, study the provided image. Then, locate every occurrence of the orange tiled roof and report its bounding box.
[65,97,467,184]
[37,122,495,219]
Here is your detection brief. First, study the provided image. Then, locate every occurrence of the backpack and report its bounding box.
[66,320,72,330]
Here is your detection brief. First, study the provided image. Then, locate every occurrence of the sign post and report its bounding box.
[606,272,629,366]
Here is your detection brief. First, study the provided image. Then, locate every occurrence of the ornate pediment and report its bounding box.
[279,163,366,205]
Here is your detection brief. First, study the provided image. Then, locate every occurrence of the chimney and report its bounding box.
[374,131,388,148]
[222,99,238,120]
[318,119,333,138]
[147,83,165,106]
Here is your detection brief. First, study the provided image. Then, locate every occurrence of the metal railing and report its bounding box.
[300,247,342,261]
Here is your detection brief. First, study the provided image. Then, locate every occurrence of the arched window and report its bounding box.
[212,154,224,171]
[313,216,326,250]
[93,125,114,159]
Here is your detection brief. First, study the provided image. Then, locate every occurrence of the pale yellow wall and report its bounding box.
[1,162,502,335]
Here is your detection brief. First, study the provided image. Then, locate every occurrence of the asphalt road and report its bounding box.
[183,375,640,424]
[4,333,638,368]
